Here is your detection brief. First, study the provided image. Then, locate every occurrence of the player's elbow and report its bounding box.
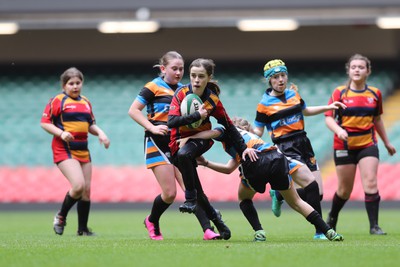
[221,168,234,174]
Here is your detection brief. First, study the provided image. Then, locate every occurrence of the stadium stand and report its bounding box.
[0,64,399,202]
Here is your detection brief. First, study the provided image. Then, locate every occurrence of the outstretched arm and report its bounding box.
[177,129,221,148]
[303,101,346,116]
[197,156,240,174]
[253,126,264,137]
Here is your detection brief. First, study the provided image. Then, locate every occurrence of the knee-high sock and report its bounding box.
[194,207,212,232]
[304,181,322,233]
[148,194,171,225]
[304,181,322,216]
[59,191,79,217]
[77,200,91,231]
[275,190,284,202]
[176,149,197,195]
[329,192,348,218]
[296,188,307,201]
[196,192,218,220]
[239,199,262,231]
[306,210,330,234]
[365,192,381,228]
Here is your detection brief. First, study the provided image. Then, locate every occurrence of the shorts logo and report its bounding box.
[336,150,348,158]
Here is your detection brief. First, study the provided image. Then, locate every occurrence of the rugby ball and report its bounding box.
[180,94,203,129]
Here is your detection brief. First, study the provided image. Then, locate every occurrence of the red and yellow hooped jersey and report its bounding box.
[325,85,382,150]
[41,92,95,163]
[168,85,233,155]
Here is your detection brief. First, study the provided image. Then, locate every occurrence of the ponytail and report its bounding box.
[207,81,220,96]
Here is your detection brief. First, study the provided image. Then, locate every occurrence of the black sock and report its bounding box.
[239,199,262,231]
[177,151,197,193]
[296,188,306,201]
[365,192,380,228]
[329,192,348,218]
[148,194,171,225]
[197,193,218,220]
[77,200,91,231]
[185,190,197,201]
[304,181,322,215]
[194,207,212,232]
[275,190,284,202]
[304,181,322,233]
[306,210,330,234]
[59,192,79,217]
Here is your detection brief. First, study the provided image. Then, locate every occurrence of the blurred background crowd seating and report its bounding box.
[1,0,399,202]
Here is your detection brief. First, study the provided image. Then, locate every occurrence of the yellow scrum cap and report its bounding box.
[263,59,287,80]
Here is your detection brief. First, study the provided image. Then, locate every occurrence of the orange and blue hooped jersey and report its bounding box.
[136,77,179,126]
[168,85,233,156]
[254,88,306,143]
[325,85,382,150]
[41,92,95,163]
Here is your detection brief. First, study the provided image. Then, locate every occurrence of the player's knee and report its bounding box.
[162,188,177,202]
[71,182,85,196]
[176,148,193,162]
[337,188,352,199]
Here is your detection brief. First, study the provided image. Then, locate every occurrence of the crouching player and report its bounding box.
[179,117,344,242]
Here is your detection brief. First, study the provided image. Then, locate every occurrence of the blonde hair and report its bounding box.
[232,117,252,132]
[153,51,183,77]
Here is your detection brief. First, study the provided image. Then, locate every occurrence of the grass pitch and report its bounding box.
[0,205,399,267]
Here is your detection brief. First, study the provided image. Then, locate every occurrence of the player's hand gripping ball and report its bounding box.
[180,94,203,129]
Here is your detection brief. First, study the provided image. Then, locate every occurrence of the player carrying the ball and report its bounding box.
[129,51,230,240]
[167,58,258,225]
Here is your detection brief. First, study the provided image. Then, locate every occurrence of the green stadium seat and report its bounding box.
[0,65,397,167]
